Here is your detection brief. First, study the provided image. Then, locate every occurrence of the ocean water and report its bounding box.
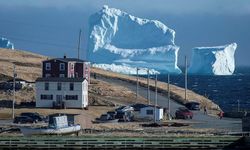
[156,67,250,112]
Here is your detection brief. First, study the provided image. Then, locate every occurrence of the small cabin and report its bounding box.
[137,105,164,121]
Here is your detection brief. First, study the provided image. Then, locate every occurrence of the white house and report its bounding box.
[137,105,164,121]
[35,77,88,109]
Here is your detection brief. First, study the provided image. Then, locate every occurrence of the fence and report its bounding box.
[0,136,248,149]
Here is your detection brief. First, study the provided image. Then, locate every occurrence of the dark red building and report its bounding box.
[42,56,90,81]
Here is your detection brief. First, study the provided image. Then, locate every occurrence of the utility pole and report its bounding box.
[136,67,139,101]
[12,64,16,119]
[77,29,82,59]
[185,56,188,101]
[147,69,150,105]
[168,74,171,120]
[154,73,158,123]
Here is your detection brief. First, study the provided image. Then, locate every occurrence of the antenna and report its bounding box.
[77,29,82,59]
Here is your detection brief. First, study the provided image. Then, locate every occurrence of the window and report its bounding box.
[69,63,74,78]
[146,109,153,115]
[45,63,51,70]
[70,82,74,91]
[65,95,78,100]
[57,82,62,91]
[60,63,65,71]
[59,74,65,77]
[45,74,51,77]
[40,94,53,100]
[45,82,49,90]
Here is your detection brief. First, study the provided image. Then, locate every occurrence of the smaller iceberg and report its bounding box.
[188,43,237,75]
[0,37,14,49]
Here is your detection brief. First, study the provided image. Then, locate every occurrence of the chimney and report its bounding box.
[63,54,67,59]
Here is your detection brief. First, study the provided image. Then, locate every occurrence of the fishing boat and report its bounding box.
[20,115,81,136]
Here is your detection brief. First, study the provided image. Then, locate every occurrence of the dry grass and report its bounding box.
[0,48,47,82]
[0,48,220,115]
[89,79,147,106]
[91,67,221,114]
[0,87,35,103]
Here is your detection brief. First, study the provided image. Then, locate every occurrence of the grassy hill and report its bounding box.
[0,48,147,106]
[0,48,221,114]
[0,48,47,82]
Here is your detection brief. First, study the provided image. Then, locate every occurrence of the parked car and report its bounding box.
[13,116,34,124]
[115,106,126,112]
[107,111,117,119]
[20,112,44,123]
[185,102,200,110]
[175,107,193,119]
[115,110,134,122]
[115,106,134,112]
[130,103,147,111]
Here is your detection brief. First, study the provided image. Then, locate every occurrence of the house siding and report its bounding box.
[42,60,68,78]
[42,58,90,81]
[35,80,88,108]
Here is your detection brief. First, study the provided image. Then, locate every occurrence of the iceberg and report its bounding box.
[92,63,160,75]
[0,37,14,49]
[188,43,237,75]
[87,5,181,74]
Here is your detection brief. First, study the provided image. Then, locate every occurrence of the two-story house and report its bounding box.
[35,56,90,109]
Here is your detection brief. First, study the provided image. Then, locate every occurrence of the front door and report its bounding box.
[56,95,63,102]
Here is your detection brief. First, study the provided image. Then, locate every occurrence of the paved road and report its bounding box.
[98,76,242,132]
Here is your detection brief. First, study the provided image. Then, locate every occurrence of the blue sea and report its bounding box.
[157,67,250,112]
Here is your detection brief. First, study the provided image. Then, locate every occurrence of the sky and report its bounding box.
[0,0,249,66]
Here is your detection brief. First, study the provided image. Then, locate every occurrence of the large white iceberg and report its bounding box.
[0,37,14,49]
[87,5,181,74]
[188,43,237,75]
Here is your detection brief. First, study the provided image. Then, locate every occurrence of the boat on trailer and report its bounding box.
[20,115,81,136]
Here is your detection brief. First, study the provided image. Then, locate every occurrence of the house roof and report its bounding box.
[36,77,86,82]
[44,58,88,63]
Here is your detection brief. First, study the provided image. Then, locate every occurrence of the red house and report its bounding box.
[42,56,90,81]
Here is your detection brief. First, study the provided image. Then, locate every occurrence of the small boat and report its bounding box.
[20,115,81,136]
